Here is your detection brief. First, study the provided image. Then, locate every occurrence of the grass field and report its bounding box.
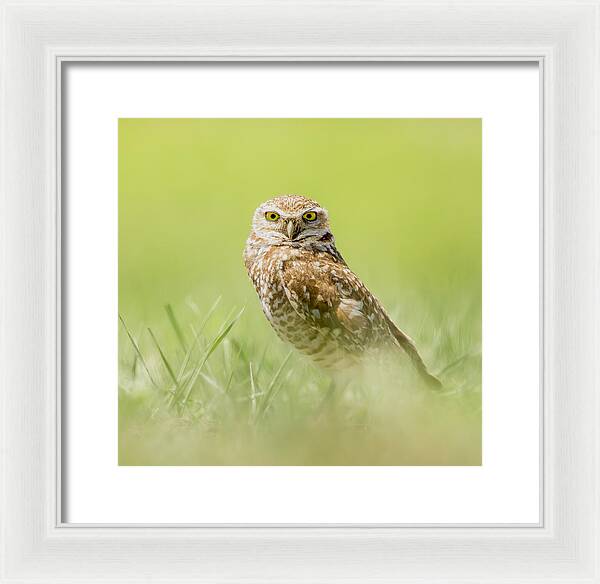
[118,118,482,465]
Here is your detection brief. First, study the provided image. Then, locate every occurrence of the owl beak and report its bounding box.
[286,220,300,240]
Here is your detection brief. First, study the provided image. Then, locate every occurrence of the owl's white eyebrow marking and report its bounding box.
[301,206,323,216]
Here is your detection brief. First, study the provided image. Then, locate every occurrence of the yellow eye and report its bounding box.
[303,211,317,222]
[265,211,280,222]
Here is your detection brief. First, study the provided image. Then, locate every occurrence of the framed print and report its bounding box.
[62,62,539,525]
[1,1,599,583]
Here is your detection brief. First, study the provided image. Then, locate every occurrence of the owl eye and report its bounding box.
[265,211,280,222]
[303,211,318,222]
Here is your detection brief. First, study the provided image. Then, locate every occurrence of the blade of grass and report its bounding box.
[224,369,235,393]
[119,315,157,388]
[229,338,250,367]
[176,329,202,380]
[173,325,204,385]
[248,363,258,421]
[255,351,293,423]
[131,353,138,378]
[168,300,233,408]
[197,295,222,334]
[167,325,206,409]
[198,371,221,392]
[180,308,245,408]
[164,303,187,352]
[147,328,178,388]
[254,343,270,378]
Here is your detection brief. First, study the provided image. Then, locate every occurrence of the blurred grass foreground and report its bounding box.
[119,118,482,465]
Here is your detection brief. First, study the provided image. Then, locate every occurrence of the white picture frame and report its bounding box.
[1,1,598,582]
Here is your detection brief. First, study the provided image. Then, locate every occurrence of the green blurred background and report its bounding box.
[119,118,482,466]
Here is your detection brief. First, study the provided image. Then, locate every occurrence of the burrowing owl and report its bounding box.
[243,194,441,388]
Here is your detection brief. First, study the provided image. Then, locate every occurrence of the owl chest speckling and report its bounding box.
[244,244,366,369]
[248,247,297,326]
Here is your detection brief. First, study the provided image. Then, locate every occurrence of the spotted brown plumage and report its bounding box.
[243,194,441,387]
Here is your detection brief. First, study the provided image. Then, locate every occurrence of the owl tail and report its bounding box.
[386,319,443,390]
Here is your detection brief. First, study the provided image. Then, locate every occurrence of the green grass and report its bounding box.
[118,293,481,466]
[118,118,482,465]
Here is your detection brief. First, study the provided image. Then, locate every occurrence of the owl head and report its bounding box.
[249,194,333,246]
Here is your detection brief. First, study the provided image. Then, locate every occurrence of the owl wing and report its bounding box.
[279,254,377,342]
[280,253,442,388]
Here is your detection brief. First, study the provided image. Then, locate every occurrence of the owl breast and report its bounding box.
[245,245,361,369]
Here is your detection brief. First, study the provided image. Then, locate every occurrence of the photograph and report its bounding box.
[118,118,482,465]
